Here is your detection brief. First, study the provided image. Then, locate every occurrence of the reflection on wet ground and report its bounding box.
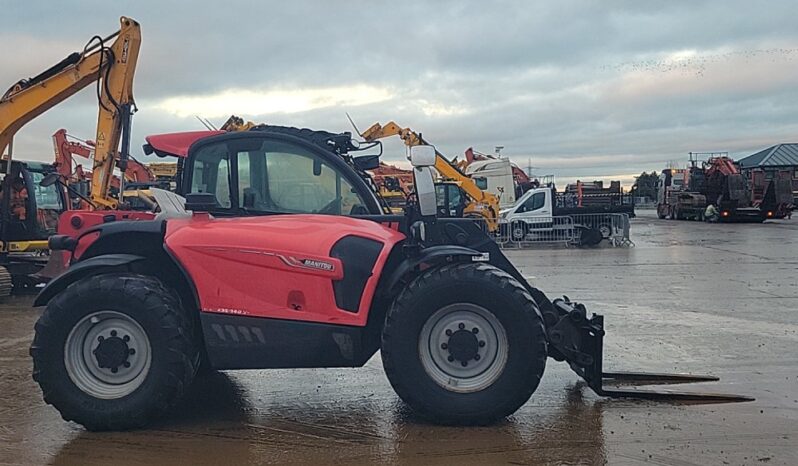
[2,211,797,465]
[45,370,608,466]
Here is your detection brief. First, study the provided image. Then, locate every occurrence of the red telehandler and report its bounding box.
[31,126,750,431]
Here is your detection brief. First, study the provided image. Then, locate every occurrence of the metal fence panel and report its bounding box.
[487,213,633,248]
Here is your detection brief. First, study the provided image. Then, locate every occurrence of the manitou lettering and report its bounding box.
[301,259,335,271]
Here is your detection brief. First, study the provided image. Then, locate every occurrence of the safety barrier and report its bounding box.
[496,217,576,247]
[487,213,633,248]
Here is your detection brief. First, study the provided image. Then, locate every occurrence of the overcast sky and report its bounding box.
[3,1,798,186]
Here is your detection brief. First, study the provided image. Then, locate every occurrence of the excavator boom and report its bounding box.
[361,121,500,227]
[0,16,141,209]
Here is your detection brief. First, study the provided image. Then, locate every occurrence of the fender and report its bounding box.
[34,254,147,307]
[383,245,482,294]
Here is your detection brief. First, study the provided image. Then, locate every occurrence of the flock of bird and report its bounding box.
[601,48,798,77]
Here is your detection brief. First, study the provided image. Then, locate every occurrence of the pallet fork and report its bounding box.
[551,298,754,403]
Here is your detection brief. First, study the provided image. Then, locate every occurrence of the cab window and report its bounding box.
[189,139,367,215]
[190,143,231,208]
[30,171,63,233]
[520,192,545,212]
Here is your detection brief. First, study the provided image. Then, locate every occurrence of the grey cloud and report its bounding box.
[3,0,798,185]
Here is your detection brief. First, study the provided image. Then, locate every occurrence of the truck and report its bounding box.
[657,154,793,222]
[465,157,516,208]
[500,183,635,244]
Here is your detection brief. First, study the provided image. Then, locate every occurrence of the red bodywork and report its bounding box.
[164,214,406,326]
[144,130,223,158]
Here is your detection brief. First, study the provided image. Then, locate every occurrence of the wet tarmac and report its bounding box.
[1,210,796,465]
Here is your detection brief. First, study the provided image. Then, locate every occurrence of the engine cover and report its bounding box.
[165,214,405,326]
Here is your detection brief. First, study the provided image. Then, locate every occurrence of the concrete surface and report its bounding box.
[1,210,796,465]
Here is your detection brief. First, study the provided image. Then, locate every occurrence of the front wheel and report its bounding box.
[30,273,198,431]
[381,263,547,425]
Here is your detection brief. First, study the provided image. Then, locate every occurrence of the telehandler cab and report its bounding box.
[31,129,750,431]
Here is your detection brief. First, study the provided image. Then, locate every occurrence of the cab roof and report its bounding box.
[143,130,224,158]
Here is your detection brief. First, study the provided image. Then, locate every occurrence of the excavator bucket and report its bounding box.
[549,298,754,403]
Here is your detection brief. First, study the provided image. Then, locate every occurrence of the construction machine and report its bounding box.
[361,122,501,231]
[0,16,141,291]
[32,128,751,431]
[657,153,792,222]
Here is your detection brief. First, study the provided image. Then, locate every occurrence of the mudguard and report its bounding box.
[383,245,482,294]
[33,254,147,307]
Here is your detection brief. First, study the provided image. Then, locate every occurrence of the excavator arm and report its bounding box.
[0,16,141,209]
[361,121,500,223]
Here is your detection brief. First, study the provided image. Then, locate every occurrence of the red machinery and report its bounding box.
[52,128,159,192]
[32,128,750,431]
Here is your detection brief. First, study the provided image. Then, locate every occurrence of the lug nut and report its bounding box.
[472,328,479,334]
[458,323,465,330]
[123,335,130,342]
[445,329,452,336]
[123,362,130,368]
[441,343,448,350]
[479,341,486,347]
[129,348,136,355]
[447,356,454,362]
[461,361,468,367]
[111,367,118,373]
[110,330,117,337]
[97,336,104,342]
[474,354,481,361]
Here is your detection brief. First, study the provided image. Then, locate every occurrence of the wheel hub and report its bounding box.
[419,303,509,393]
[93,333,133,372]
[64,310,151,399]
[446,329,480,363]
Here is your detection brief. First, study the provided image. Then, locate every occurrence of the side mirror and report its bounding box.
[39,172,61,187]
[409,145,436,168]
[413,166,437,217]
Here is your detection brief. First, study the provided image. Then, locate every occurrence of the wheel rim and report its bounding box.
[512,223,525,240]
[599,225,611,238]
[418,303,508,393]
[64,310,152,399]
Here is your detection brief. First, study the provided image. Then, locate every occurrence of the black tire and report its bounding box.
[30,273,198,431]
[381,263,547,425]
[579,228,603,246]
[510,221,528,242]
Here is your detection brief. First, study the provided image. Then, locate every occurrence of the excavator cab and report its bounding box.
[435,181,467,218]
[0,161,67,250]
[0,160,68,293]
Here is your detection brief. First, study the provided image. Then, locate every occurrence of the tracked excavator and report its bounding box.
[0,16,141,294]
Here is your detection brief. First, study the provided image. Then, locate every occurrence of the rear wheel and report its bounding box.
[510,221,527,241]
[30,273,198,431]
[0,266,11,298]
[381,263,547,425]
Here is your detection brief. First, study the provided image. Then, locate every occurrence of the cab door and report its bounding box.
[184,133,382,216]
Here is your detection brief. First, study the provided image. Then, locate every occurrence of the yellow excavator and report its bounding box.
[0,16,140,294]
[360,121,500,232]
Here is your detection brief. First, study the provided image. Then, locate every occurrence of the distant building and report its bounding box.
[738,143,798,201]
